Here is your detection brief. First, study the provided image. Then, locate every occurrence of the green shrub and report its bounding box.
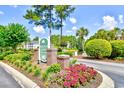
[4,51,31,62]
[0,50,14,60]
[33,67,41,76]
[58,51,73,57]
[21,60,28,66]
[41,64,61,81]
[114,57,124,60]
[27,66,33,73]
[69,58,77,66]
[57,47,62,52]
[46,63,61,74]
[14,60,21,67]
[110,40,124,58]
[41,72,49,81]
[21,53,31,61]
[84,39,112,58]
[23,65,28,71]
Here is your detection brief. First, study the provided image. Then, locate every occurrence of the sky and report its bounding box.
[0,5,124,39]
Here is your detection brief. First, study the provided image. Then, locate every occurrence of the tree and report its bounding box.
[33,36,39,41]
[121,29,124,40]
[76,27,89,54]
[3,23,29,52]
[24,5,59,48]
[51,35,77,49]
[0,25,6,52]
[55,5,75,46]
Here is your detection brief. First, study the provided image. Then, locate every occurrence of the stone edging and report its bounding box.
[0,62,40,88]
[97,70,114,88]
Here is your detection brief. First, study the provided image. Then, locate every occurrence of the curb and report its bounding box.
[0,62,40,88]
[97,70,114,88]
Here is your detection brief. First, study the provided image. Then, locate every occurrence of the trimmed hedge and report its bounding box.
[110,40,124,58]
[84,39,112,58]
[58,51,73,57]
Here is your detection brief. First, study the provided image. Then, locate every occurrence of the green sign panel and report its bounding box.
[39,38,48,62]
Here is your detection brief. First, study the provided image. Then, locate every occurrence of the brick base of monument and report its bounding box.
[47,48,57,66]
[57,55,70,69]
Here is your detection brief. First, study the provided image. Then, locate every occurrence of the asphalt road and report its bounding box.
[0,65,21,88]
[78,59,124,88]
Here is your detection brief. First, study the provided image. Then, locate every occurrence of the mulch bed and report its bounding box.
[74,56,124,63]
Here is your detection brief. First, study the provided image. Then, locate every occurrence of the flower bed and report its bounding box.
[45,64,102,88]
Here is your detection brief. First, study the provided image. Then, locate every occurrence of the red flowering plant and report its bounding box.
[46,64,97,88]
[62,64,97,88]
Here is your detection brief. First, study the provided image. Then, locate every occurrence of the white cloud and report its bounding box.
[69,17,77,24]
[118,14,124,23]
[100,15,117,30]
[72,26,77,31]
[33,26,45,33]
[0,11,4,15]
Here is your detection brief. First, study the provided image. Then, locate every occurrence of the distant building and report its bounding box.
[23,41,39,50]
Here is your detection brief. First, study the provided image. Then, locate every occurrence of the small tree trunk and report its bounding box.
[49,5,52,48]
[60,17,63,47]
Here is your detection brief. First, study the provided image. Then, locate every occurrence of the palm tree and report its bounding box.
[76,27,89,54]
[55,5,75,46]
[121,29,124,40]
[76,27,89,39]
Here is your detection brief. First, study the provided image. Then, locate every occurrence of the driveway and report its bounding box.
[0,65,21,88]
[78,59,124,88]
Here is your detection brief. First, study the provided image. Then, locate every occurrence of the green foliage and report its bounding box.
[15,60,22,67]
[0,50,14,60]
[114,57,124,60]
[0,23,29,51]
[51,35,77,48]
[33,36,39,41]
[110,40,124,58]
[46,64,61,74]
[76,27,89,54]
[85,39,112,58]
[4,51,31,62]
[87,28,121,42]
[69,58,77,66]
[41,64,61,81]
[41,72,49,81]
[33,67,41,76]
[57,47,62,52]
[27,66,33,73]
[58,51,73,57]
[21,53,31,61]
[55,5,75,46]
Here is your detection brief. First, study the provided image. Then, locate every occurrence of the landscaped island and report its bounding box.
[1,49,102,88]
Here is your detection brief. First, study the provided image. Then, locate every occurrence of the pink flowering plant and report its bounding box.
[62,64,97,88]
[46,64,97,88]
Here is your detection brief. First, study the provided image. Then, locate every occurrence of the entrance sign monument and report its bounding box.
[39,38,48,63]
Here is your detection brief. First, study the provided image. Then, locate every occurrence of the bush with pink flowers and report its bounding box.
[46,64,98,88]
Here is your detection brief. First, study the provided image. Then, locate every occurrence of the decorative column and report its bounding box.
[47,48,57,66]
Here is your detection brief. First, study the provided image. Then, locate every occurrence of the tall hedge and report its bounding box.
[110,40,124,58]
[84,39,112,58]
